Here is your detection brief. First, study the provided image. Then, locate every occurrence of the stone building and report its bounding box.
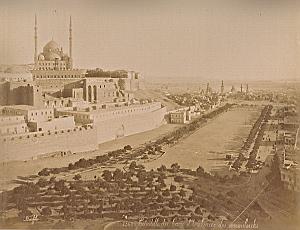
[0,113,28,136]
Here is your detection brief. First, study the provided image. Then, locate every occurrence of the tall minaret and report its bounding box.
[246,84,249,94]
[221,80,224,94]
[206,83,210,95]
[69,16,73,69]
[240,84,243,93]
[34,14,38,66]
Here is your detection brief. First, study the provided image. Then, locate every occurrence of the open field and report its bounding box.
[143,107,261,172]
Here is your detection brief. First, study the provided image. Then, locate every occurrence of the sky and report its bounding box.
[0,0,299,81]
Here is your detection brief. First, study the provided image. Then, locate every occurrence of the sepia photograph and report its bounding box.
[0,0,299,229]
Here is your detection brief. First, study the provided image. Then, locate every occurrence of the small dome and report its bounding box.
[38,54,45,61]
[62,54,69,60]
[43,40,60,54]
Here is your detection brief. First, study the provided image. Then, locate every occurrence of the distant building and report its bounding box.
[170,110,187,124]
[2,105,54,122]
[0,113,28,136]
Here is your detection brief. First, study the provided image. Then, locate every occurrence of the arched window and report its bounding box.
[88,85,92,102]
[93,85,97,101]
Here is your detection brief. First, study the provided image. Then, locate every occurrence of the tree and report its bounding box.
[123,145,132,151]
[170,184,176,191]
[195,206,202,215]
[18,208,32,219]
[113,168,124,181]
[157,165,167,172]
[170,163,180,173]
[179,189,186,198]
[160,208,169,216]
[36,178,48,188]
[178,207,187,215]
[41,207,52,216]
[49,176,56,184]
[174,176,183,183]
[38,168,50,176]
[129,161,137,170]
[168,200,177,209]
[196,166,205,175]
[157,195,164,203]
[73,174,82,181]
[102,170,113,182]
[162,189,170,197]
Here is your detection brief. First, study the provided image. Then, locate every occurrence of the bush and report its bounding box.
[170,184,176,191]
[41,207,52,216]
[38,168,50,176]
[73,174,82,181]
[174,176,183,182]
[36,178,48,188]
[124,145,132,151]
[162,190,170,197]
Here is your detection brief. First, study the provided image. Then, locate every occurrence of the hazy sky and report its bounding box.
[0,0,299,81]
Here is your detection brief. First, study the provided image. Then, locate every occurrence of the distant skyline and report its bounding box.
[0,0,299,81]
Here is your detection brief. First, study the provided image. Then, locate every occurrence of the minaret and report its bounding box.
[246,84,249,94]
[206,83,210,95]
[240,84,243,93]
[221,80,224,94]
[34,14,38,67]
[69,16,73,69]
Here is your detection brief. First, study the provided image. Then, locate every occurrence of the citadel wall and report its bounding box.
[95,106,166,143]
[0,126,98,162]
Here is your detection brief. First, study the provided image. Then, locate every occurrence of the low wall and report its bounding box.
[0,126,98,162]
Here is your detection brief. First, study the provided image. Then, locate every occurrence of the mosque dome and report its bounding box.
[43,40,60,54]
[38,54,45,61]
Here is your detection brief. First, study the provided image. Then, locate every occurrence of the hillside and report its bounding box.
[133,88,180,111]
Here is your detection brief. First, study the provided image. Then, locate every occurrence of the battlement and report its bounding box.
[1,124,94,143]
[0,124,97,162]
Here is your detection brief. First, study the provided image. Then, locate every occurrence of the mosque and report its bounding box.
[31,16,86,81]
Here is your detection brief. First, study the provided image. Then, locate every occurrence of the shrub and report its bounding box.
[41,207,52,216]
[73,174,82,181]
[174,176,183,182]
[170,184,176,191]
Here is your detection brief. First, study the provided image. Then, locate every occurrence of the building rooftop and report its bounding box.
[3,105,50,111]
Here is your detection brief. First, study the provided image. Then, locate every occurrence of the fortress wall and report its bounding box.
[0,82,9,105]
[95,106,166,144]
[0,126,98,162]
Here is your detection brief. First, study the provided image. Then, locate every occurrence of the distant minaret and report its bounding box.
[240,84,243,93]
[221,80,224,94]
[69,16,73,69]
[34,14,38,66]
[206,83,210,95]
[246,84,249,94]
